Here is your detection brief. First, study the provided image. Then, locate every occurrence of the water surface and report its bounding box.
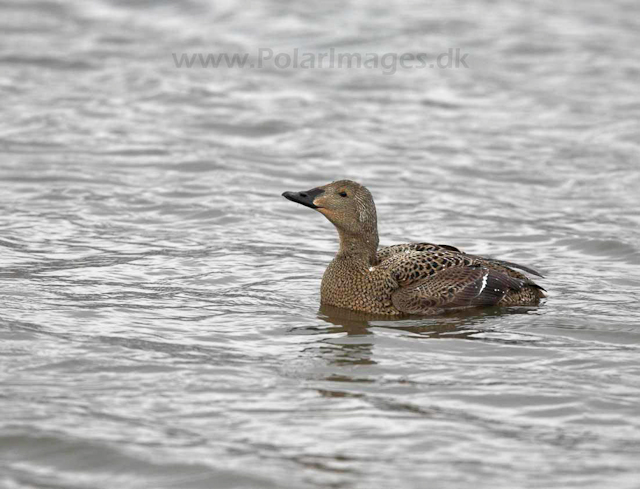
[1,0,640,488]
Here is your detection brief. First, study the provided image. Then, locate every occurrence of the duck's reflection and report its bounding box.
[317,304,531,337]
[295,304,539,368]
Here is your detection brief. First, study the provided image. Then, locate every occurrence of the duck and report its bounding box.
[282,180,546,316]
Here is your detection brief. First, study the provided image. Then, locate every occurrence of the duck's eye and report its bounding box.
[339,191,348,197]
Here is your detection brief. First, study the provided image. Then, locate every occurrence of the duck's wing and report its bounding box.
[392,265,537,314]
[380,247,544,315]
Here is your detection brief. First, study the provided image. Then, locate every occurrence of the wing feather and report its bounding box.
[464,254,545,278]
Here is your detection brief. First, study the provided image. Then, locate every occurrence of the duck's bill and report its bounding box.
[282,188,324,209]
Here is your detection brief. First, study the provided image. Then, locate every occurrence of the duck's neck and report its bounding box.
[336,229,379,265]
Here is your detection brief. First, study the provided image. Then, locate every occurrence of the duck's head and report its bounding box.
[282,180,378,239]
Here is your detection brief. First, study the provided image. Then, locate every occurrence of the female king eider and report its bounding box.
[282,180,546,315]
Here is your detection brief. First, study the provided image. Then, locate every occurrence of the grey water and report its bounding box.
[1,0,640,488]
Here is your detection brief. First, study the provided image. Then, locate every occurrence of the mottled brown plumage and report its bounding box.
[282,180,546,316]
